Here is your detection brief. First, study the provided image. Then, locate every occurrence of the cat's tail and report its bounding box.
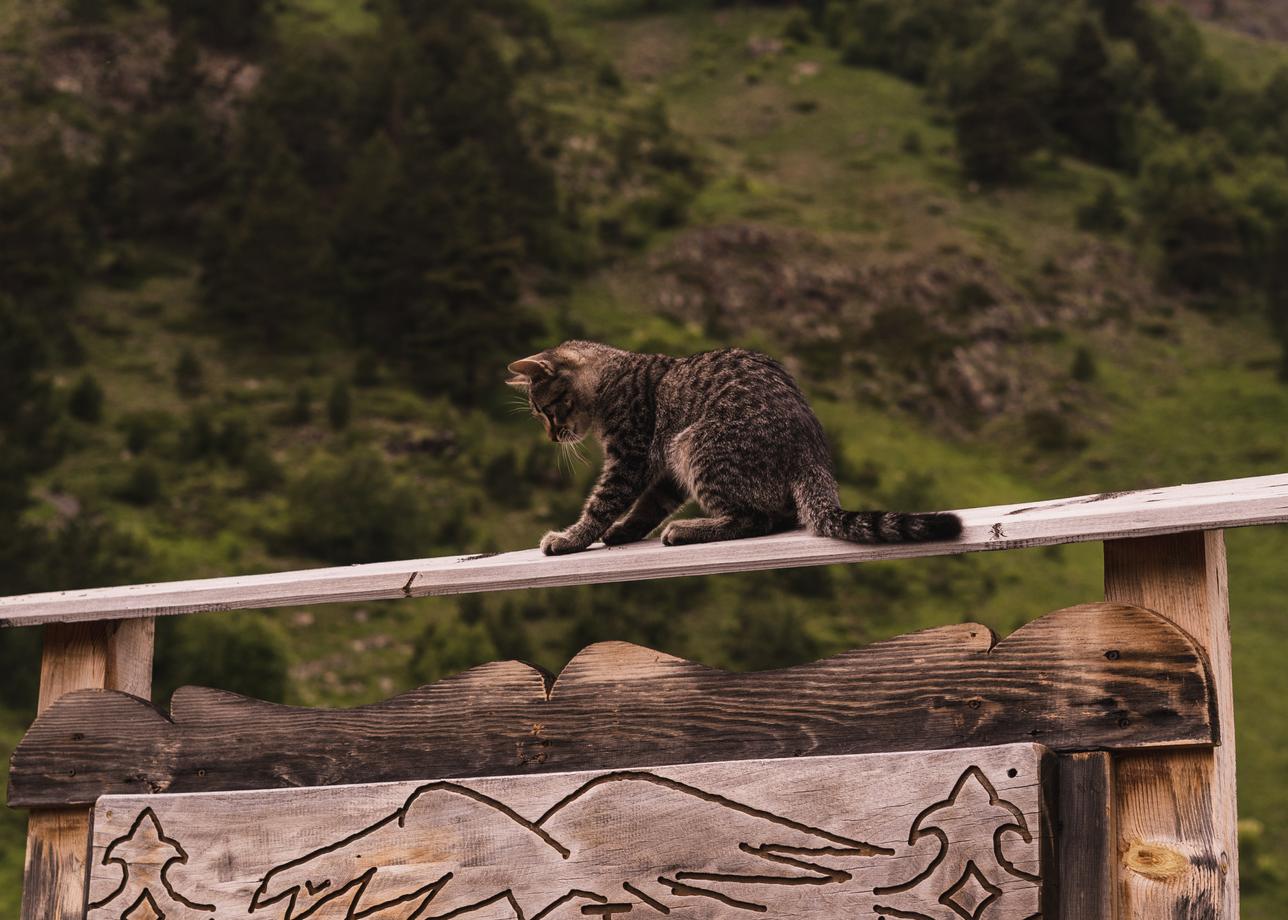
[793,479,963,544]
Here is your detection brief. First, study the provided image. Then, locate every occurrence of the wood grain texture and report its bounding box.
[9,603,1213,809]
[1105,532,1238,920]
[1057,752,1116,920]
[20,619,155,920]
[84,745,1051,920]
[1,473,1285,627]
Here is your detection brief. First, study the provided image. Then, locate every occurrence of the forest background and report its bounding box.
[1,0,1287,914]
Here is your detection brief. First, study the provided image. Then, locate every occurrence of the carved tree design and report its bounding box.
[89,808,215,920]
[872,767,1040,920]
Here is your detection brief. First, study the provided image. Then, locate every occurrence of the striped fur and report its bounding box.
[508,342,962,555]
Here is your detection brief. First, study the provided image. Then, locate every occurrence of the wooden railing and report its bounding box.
[4,471,1286,920]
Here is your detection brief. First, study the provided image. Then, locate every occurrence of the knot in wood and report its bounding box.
[1123,839,1188,880]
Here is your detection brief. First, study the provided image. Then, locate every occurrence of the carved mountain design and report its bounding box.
[85,747,1049,920]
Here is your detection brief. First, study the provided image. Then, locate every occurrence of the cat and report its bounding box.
[507,341,962,555]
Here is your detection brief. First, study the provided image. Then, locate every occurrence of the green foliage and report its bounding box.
[0,143,89,317]
[944,31,1053,183]
[782,11,812,44]
[286,386,313,425]
[483,448,532,508]
[161,0,277,52]
[722,604,821,671]
[0,297,57,538]
[408,610,498,685]
[242,445,286,494]
[68,374,105,423]
[1137,137,1249,293]
[215,416,252,465]
[174,348,204,398]
[154,612,291,704]
[181,408,217,459]
[201,112,335,349]
[121,36,224,243]
[117,461,163,506]
[1077,181,1129,233]
[119,411,173,456]
[283,449,433,563]
[1071,346,1098,382]
[1050,17,1139,167]
[327,381,351,431]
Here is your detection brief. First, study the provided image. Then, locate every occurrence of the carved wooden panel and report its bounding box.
[85,744,1052,920]
[8,604,1212,809]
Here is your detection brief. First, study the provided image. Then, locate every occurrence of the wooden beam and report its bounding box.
[0,473,1285,627]
[83,745,1052,920]
[1057,752,1116,920]
[9,604,1214,808]
[1105,531,1238,920]
[19,619,154,920]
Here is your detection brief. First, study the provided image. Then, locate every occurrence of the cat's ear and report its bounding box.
[505,374,530,389]
[507,355,555,380]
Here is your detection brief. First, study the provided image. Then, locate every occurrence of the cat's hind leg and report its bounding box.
[660,513,783,546]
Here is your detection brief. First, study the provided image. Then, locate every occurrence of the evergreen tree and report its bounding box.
[333,5,553,401]
[201,112,334,349]
[125,34,224,242]
[1267,221,1288,381]
[947,33,1052,183]
[0,143,89,317]
[162,0,276,52]
[1052,18,1138,167]
[0,296,58,595]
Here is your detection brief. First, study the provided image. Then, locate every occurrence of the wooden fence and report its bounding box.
[4,472,1287,919]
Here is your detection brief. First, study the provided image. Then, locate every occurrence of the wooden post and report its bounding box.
[1105,531,1238,920]
[19,618,154,920]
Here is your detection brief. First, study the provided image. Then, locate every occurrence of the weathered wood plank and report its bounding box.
[9,603,1212,809]
[20,619,155,920]
[1057,752,1116,920]
[84,744,1051,920]
[1105,531,1238,920]
[1,473,1285,627]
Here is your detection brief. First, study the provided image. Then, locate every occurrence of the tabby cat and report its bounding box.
[508,341,962,555]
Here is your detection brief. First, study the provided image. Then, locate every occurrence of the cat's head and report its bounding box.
[507,341,605,443]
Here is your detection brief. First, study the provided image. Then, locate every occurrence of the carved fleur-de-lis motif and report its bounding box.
[88,809,215,920]
[872,767,1040,920]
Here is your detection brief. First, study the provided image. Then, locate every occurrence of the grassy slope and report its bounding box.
[1,2,1286,915]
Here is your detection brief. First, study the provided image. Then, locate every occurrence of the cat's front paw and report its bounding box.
[540,529,590,556]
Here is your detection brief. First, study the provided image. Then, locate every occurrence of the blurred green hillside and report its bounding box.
[1,0,1287,916]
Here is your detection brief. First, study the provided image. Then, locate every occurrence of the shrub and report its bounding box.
[242,445,285,493]
[119,411,172,455]
[117,462,163,506]
[1024,407,1087,453]
[174,348,204,398]
[327,381,351,431]
[154,612,291,704]
[483,448,531,508]
[283,385,312,425]
[782,11,812,44]
[68,375,105,423]
[215,416,252,465]
[596,61,624,91]
[353,353,381,387]
[1071,346,1098,382]
[283,449,431,563]
[181,409,216,458]
[408,611,498,685]
[1077,182,1128,233]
